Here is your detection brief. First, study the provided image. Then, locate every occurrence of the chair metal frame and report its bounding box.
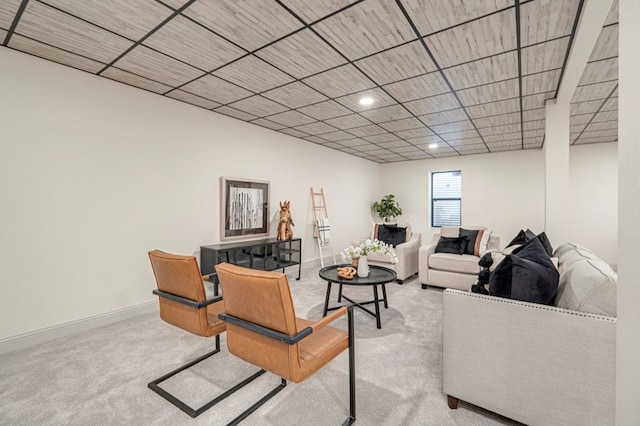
[148,289,265,419]
[218,304,356,426]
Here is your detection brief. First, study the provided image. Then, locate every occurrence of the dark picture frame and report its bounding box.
[221,177,270,240]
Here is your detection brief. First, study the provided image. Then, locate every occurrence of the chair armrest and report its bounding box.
[152,289,222,308]
[310,306,347,332]
[394,232,421,256]
[201,274,211,281]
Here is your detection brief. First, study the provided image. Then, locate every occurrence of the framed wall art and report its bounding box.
[221,177,270,240]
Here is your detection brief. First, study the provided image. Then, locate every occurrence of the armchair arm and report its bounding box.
[152,289,222,308]
[394,232,421,256]
[311,306,347,332]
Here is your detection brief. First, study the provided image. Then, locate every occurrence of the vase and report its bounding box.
[357,255,370,278]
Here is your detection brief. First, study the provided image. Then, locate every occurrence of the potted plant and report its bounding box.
[372,194,403,223]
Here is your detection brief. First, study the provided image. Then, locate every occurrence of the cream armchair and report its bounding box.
[356,222,421,283]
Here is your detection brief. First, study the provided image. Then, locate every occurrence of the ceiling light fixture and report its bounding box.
[428,143,438,149]
[359,97,374,106]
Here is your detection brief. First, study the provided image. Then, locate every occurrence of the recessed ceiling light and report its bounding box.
[359,97,374,106]
[428,143,438,149]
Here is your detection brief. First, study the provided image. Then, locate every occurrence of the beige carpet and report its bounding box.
[0,265,520,425]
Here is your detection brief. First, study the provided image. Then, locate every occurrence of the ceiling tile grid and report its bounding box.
[1,0,618,163]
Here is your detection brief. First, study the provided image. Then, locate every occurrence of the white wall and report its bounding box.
[0,48,381,340]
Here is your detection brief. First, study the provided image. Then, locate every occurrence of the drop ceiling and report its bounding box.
[1,0,619,163]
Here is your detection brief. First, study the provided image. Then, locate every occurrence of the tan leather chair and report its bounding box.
[215,262,356,425]
[147,250,264,418]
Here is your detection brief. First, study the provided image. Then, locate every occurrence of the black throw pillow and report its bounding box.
[506,229,537,248]
[536,232,553,257]
[435,236,468,255]
[490,238,559,305]
[459,228,479,255]
[376,224,407,247]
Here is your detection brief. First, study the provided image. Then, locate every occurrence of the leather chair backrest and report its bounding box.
[149,250,218,336]
[215,263,300,380]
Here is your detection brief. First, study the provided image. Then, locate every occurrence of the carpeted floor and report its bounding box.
[0,265,520,425]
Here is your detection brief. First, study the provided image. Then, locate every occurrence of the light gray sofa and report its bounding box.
[419,226,500,291]
[442,242,617,425]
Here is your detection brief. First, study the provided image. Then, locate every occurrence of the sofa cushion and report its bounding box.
[506,229,536,248]
[430,253,480,274]
[536,232,553,256]
[556,257,617,317]
[375,223,406,247]
[489,238,559,305]
[435,236,467,255]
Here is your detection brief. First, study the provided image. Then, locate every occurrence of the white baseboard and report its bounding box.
[0,301,159,355]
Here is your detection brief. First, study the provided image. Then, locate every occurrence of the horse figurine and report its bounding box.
[277,201,294,241]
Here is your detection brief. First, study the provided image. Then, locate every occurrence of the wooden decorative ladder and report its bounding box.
[310,187,336,267]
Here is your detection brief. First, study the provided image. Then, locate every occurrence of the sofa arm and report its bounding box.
[443,289,616,426]
[395,232,421,256]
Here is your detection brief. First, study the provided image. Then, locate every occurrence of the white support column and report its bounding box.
[544,99,570,244]
[617,1,640,424]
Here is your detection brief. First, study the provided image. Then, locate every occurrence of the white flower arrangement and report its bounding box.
[341,239,398,264]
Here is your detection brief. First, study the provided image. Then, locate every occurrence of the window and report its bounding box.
[431,170,461,227]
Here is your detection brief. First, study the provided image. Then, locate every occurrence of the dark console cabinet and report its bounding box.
[200,238,301,283]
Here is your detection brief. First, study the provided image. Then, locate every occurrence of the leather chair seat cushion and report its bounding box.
[295,318,348,383]
[429,253,481,274]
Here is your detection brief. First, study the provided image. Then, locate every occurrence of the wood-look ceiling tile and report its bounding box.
[280,128,309,138]
[573,136,617,145]
[337,138,369,147]
[522,69,561,96]
[182,74,253,104]
[473,112,520,128]
[478,123,521,136]
[347,124,388,137]
[431,120,477,134]
[214,106,258,121]
[250,118,287,130]
[0,29,6,40]
[360,104,412,123]
[143,15,245,72]
[317,130,356,142]
[524,129,545,138]
[113,45,202,86]
[523,108,545,122]
[389,146,424,154]
[279,0,354,23]
[256,29,347,79]
[213,55,294,93]
[523,135,544,146]
[161,0,191,10]
[324,114,372,130]
[465,98,520,118]
[521,37,570,75]
[589,25,618,62]
[519,0,580,46]
[396,128,436,139]
[304,135,331,144]
[572,81,617,103]
[293,121,337,135]
[591,110,617,122]
[8,34,105,73]
[444,51,518,90]
[403,0,512,36]
[404,93,460,116]
[601,96,618,111]
[486,140,522,148]
[578,129,618,139]
[262,82,328,109]
[44,0,172,40]
[403,151,433,159]
[265,110,315,127]
[456,146,490,155]
[570,113,595,125]
[377,140,414,150]
[383,72,449,102]
[167,89,221,109]
[354,40,437,85]
[441,129,481,142]
[604,0,619,25]
[184,0,302,51]
[102,67,172,93]
[456,78,519,106]
[312,0,416,60]
[522,92,555,110]
[16,2,133,64]
[303,64,376,98]
[570,123,587,133]
[0,0,21,30]
[296,100,352,121]
[227,95,289,117]
[418,108,468,126]
[363,133,401,143]
[571,100,604,115]
[379,118,425,132]
[523,120,545,131]
[484,132,521,143]
[407,135,443,147]
[426,9,516,68]
[578,58,618,86]
[334,88,397,111]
